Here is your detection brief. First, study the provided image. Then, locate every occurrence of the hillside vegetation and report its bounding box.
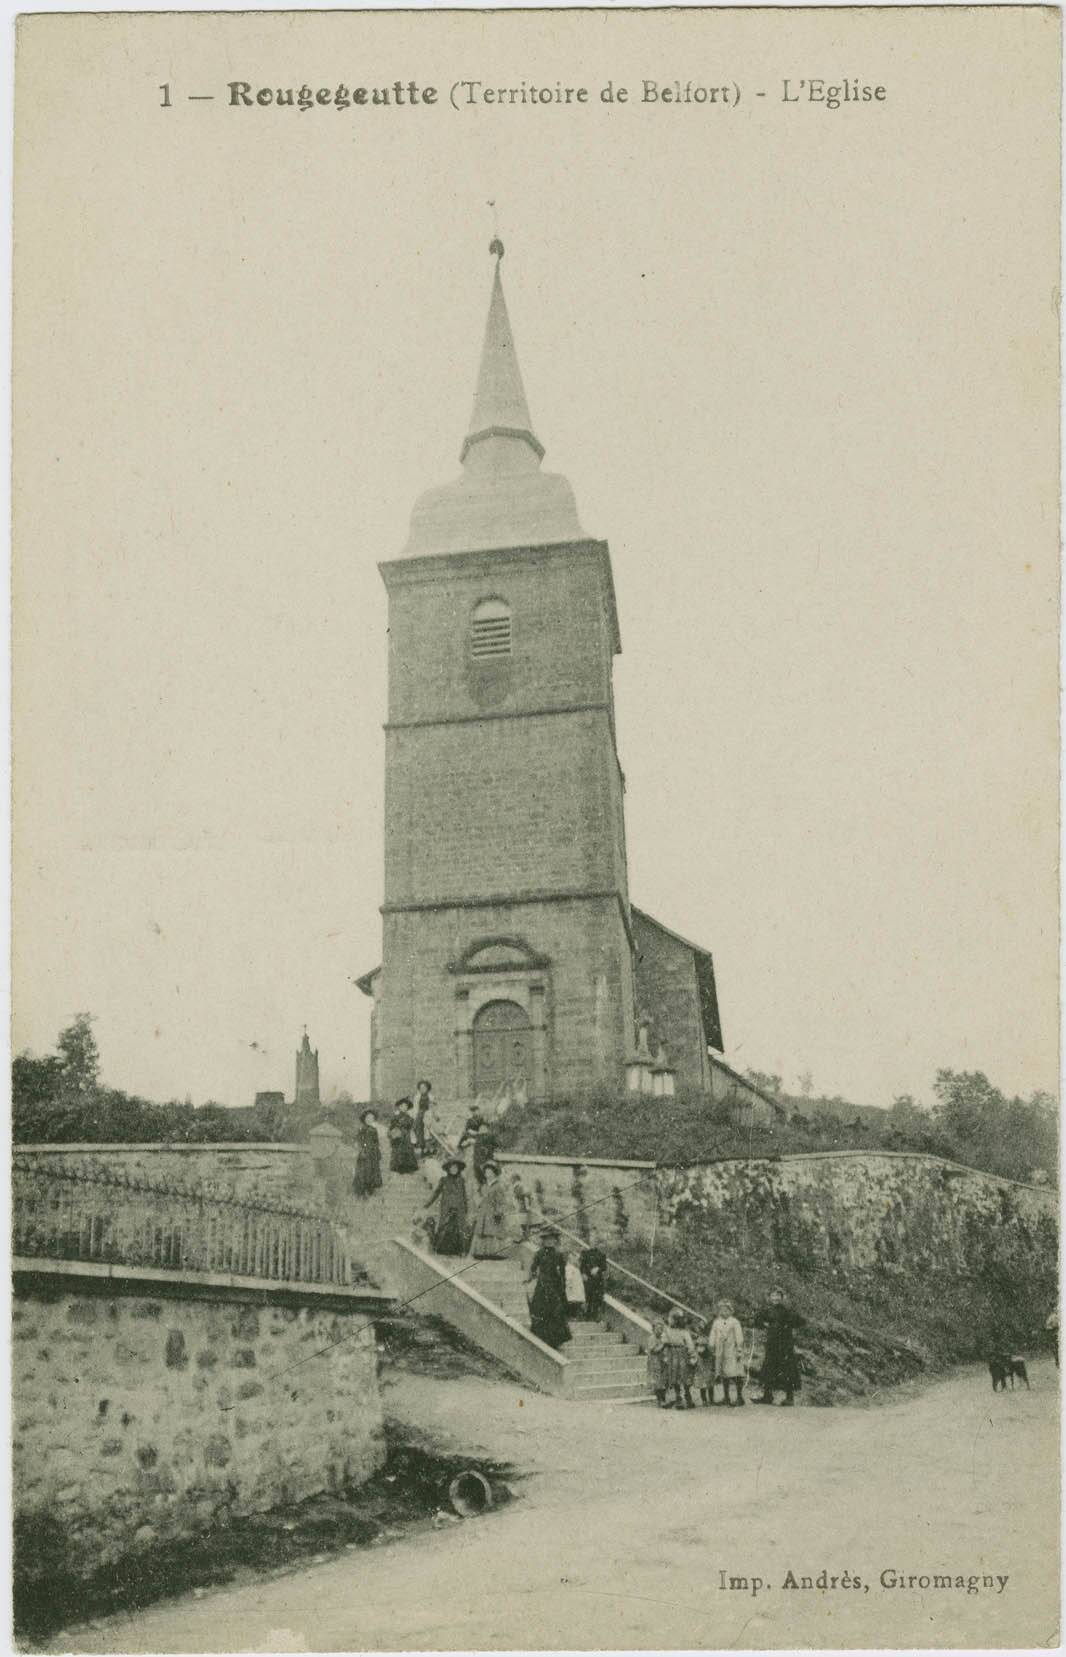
[606,1223,1057,1405]
[497,1072,1057,1188]
[14,1018,1057,1196]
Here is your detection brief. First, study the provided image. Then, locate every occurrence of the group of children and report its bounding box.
[647,1302,750,1409]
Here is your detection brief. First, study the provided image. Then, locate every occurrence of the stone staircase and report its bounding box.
[462,1255,651,1401]
[352,1161,653,1404]
[347,1173,428,1280]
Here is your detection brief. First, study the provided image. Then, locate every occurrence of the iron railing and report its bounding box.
[12,1161,355,1286]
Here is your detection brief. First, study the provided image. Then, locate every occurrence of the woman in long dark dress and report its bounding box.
[352,1107,383,1196]
[526,1229,571,1350]
[755,1286,804,1405]
[424,1155,469,1255]
[388,1099,419,1175]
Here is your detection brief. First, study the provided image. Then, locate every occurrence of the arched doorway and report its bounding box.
[473,999,533,1100]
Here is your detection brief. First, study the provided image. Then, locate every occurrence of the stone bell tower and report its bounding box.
[358,242,637,1108]
[294,1028,320,1109]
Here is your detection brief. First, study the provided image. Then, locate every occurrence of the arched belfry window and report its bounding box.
[471,597,512,660]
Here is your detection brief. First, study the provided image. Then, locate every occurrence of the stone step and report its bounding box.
[570,1380,654,1401]
[566,1362,648,1384]
[565,1349,647,1369]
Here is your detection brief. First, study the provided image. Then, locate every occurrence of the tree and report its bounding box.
[744,1069,783,1098]
[797,1070,814,1099]
[12,1051,62,1110]
[56,1013,100,1104]
[931,1070,1058,1184]
[889,1093,926,1131]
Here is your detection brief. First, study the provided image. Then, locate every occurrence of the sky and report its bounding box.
[13,9,1059,1112]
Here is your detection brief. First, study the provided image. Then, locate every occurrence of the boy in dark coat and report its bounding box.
[579,1243,608,1321]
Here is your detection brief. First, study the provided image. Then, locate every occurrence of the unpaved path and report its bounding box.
[48,1361,1058,1652]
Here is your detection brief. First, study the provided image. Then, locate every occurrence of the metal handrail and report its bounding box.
[529,1214,707,1324]
[13,1162,354,1286]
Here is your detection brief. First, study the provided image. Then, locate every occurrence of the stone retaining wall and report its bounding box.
[13,1262,387,1583]
[496,1149,1057,1284]
[16,1141,1057,1290]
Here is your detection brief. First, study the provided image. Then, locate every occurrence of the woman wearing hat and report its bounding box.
[424,1154,469,1255]
[388,1099,419,1175]
[469,1161,512,1259]
[352,1107,383,1197]
[525,1228,571,1350]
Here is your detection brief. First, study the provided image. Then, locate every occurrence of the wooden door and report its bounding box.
[473,1000,532,1099]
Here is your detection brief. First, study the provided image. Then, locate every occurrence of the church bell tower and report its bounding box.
[360,243,637,1108]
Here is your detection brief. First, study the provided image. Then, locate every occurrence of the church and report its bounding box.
[357,244,748,1114]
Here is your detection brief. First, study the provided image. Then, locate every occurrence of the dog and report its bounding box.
[989,1353,1030,1392]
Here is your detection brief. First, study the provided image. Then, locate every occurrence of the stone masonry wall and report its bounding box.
[378,538,633,1107]
[631,913,709,1096]
[499,1153,660,1251]
[13,1272,384,1582]
[17,1143,1056,1302]
[498,1150,1058,1289]
[657,1152,1058,1278]
[378,896,635,1106]
[13,1140,356,1215]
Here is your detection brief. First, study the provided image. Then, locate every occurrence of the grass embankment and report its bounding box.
[601,1229,1057,1406]
[496,1091,900,1166]
[494,1097,1057,1404]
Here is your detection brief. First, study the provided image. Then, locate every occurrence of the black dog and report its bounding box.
[989,1353,1030,1391]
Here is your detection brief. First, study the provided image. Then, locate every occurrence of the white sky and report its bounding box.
[12,9,1059,1111]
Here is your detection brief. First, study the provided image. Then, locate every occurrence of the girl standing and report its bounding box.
[647,1320,669,1408]
[564,1253,587,1318]
[663,1308,697,1409]
[692,1321,715,1406]
[709,1299,746,1406]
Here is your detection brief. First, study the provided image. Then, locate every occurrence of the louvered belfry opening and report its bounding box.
[472,597,512,659]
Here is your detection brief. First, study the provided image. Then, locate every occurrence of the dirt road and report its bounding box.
[48,1361,1058,1652]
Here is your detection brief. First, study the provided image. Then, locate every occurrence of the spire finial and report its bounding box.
[487,199,503,261]
[461,233,544,466]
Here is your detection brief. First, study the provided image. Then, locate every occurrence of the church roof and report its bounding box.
[402,243,587,558]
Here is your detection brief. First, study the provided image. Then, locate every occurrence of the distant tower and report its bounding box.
[294,1028,320,1108]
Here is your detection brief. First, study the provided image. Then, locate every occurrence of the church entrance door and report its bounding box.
[473,999,533,1100]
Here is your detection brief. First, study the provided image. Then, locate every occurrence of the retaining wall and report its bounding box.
[12,1261,388,1583]
[496,1149,1057,1285]
[16,1141,1057,1289]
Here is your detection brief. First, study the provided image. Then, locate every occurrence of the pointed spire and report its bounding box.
[461,241,545,465]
